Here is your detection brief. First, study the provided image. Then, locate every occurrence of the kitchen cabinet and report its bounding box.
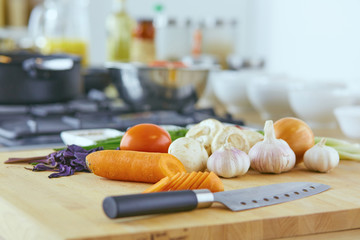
[1,115,360,240]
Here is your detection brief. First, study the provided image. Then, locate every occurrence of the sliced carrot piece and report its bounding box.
[186,171,203,190]
[198,171,224,192]
[144,172,182,193]
[169,172,189,190]
[143,171,224,193]
[161,172,181,191]
[177,171,197,190]
[142,176,170,193]
[190,172,209,190]
[166,172,186,191]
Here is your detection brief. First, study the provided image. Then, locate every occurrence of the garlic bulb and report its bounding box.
[207,144,250,178]
[303,138,339,173]
[249,120,296,174]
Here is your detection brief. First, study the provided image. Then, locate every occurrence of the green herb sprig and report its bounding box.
[60,128,190,151]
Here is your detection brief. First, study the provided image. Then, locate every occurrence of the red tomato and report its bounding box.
[120,123,172,153]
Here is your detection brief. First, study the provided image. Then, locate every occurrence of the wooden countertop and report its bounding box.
[1,112,360,240]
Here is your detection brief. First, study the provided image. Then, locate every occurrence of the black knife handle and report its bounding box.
[103,190,199,219]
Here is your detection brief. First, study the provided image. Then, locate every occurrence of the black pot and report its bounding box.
[0,52,83,104]
[83,67,112,94]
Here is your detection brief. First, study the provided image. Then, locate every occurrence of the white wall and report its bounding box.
[88,0,360,80]
[262,0,360,80]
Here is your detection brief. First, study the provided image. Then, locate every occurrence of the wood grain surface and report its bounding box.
[1,146,360,240]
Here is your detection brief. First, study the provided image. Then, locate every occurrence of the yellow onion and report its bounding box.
[274,117,315,165]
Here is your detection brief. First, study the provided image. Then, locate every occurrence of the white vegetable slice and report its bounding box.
[211,126,250,154]
[185,118,224,155]
[168,137,208,172]
[242,129,264,148]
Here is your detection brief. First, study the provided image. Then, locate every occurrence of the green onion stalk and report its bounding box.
[75,128,190,151]
[315,136,360,161]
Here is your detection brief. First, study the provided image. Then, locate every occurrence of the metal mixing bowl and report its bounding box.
[106,63,210,111]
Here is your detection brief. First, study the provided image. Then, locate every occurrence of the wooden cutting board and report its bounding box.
[1,148,360,240]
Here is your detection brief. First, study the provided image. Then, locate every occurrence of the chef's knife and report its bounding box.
[102,182,330,219]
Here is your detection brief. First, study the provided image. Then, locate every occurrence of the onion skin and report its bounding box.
[273,117,315,165]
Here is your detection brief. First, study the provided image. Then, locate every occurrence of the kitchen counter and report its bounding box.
[1,113,360,240]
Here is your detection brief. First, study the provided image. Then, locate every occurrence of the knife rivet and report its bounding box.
[303,189,308,192]
[241,202,247,205]
[310,186,315,189]
[294,192,300,195]
[252,200,258,203]
[284,194,290,197]
[263,198,269,201]
[273,196,279,199]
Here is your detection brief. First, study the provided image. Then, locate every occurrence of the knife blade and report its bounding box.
[102,182,330,219]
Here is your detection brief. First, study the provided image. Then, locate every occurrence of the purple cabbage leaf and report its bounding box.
[31,144,104,178]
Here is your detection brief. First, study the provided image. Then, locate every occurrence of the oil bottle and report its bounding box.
[106,0,135,62]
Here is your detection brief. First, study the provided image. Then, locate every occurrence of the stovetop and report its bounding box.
[0,97,244,150]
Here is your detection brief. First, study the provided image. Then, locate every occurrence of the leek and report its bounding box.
[315,136,360,161]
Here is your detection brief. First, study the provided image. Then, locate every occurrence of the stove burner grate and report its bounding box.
[0,99,244,148]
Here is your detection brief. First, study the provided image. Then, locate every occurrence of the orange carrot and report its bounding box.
[190,172,209,189]
[86,150,186,183]
[170,173,189,190]
[143,171,223,193]
[186,171,203,190]
[177,171,197,190]
[166,172,187,190]
[162,172,182,191]
[198,172,224,192]
[144,172,180,193]
[143,176,170,193]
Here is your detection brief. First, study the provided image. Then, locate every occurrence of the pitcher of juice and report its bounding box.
[30,0,90,66]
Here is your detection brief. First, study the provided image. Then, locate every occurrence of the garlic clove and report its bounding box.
[207,144,250,178]
[248,120,296,174]
[303,138,339,173]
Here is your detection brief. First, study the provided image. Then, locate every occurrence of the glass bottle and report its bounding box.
[154,4,192,61]
[106,0,134,62]
[191,20,203,58]
[202,18,237,69]
[130,18,155,64]
[38,0,90,66]
[0,0,5,27]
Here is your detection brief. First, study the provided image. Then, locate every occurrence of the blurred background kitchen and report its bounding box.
[3,0,360,77]
[1,0,360,149]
